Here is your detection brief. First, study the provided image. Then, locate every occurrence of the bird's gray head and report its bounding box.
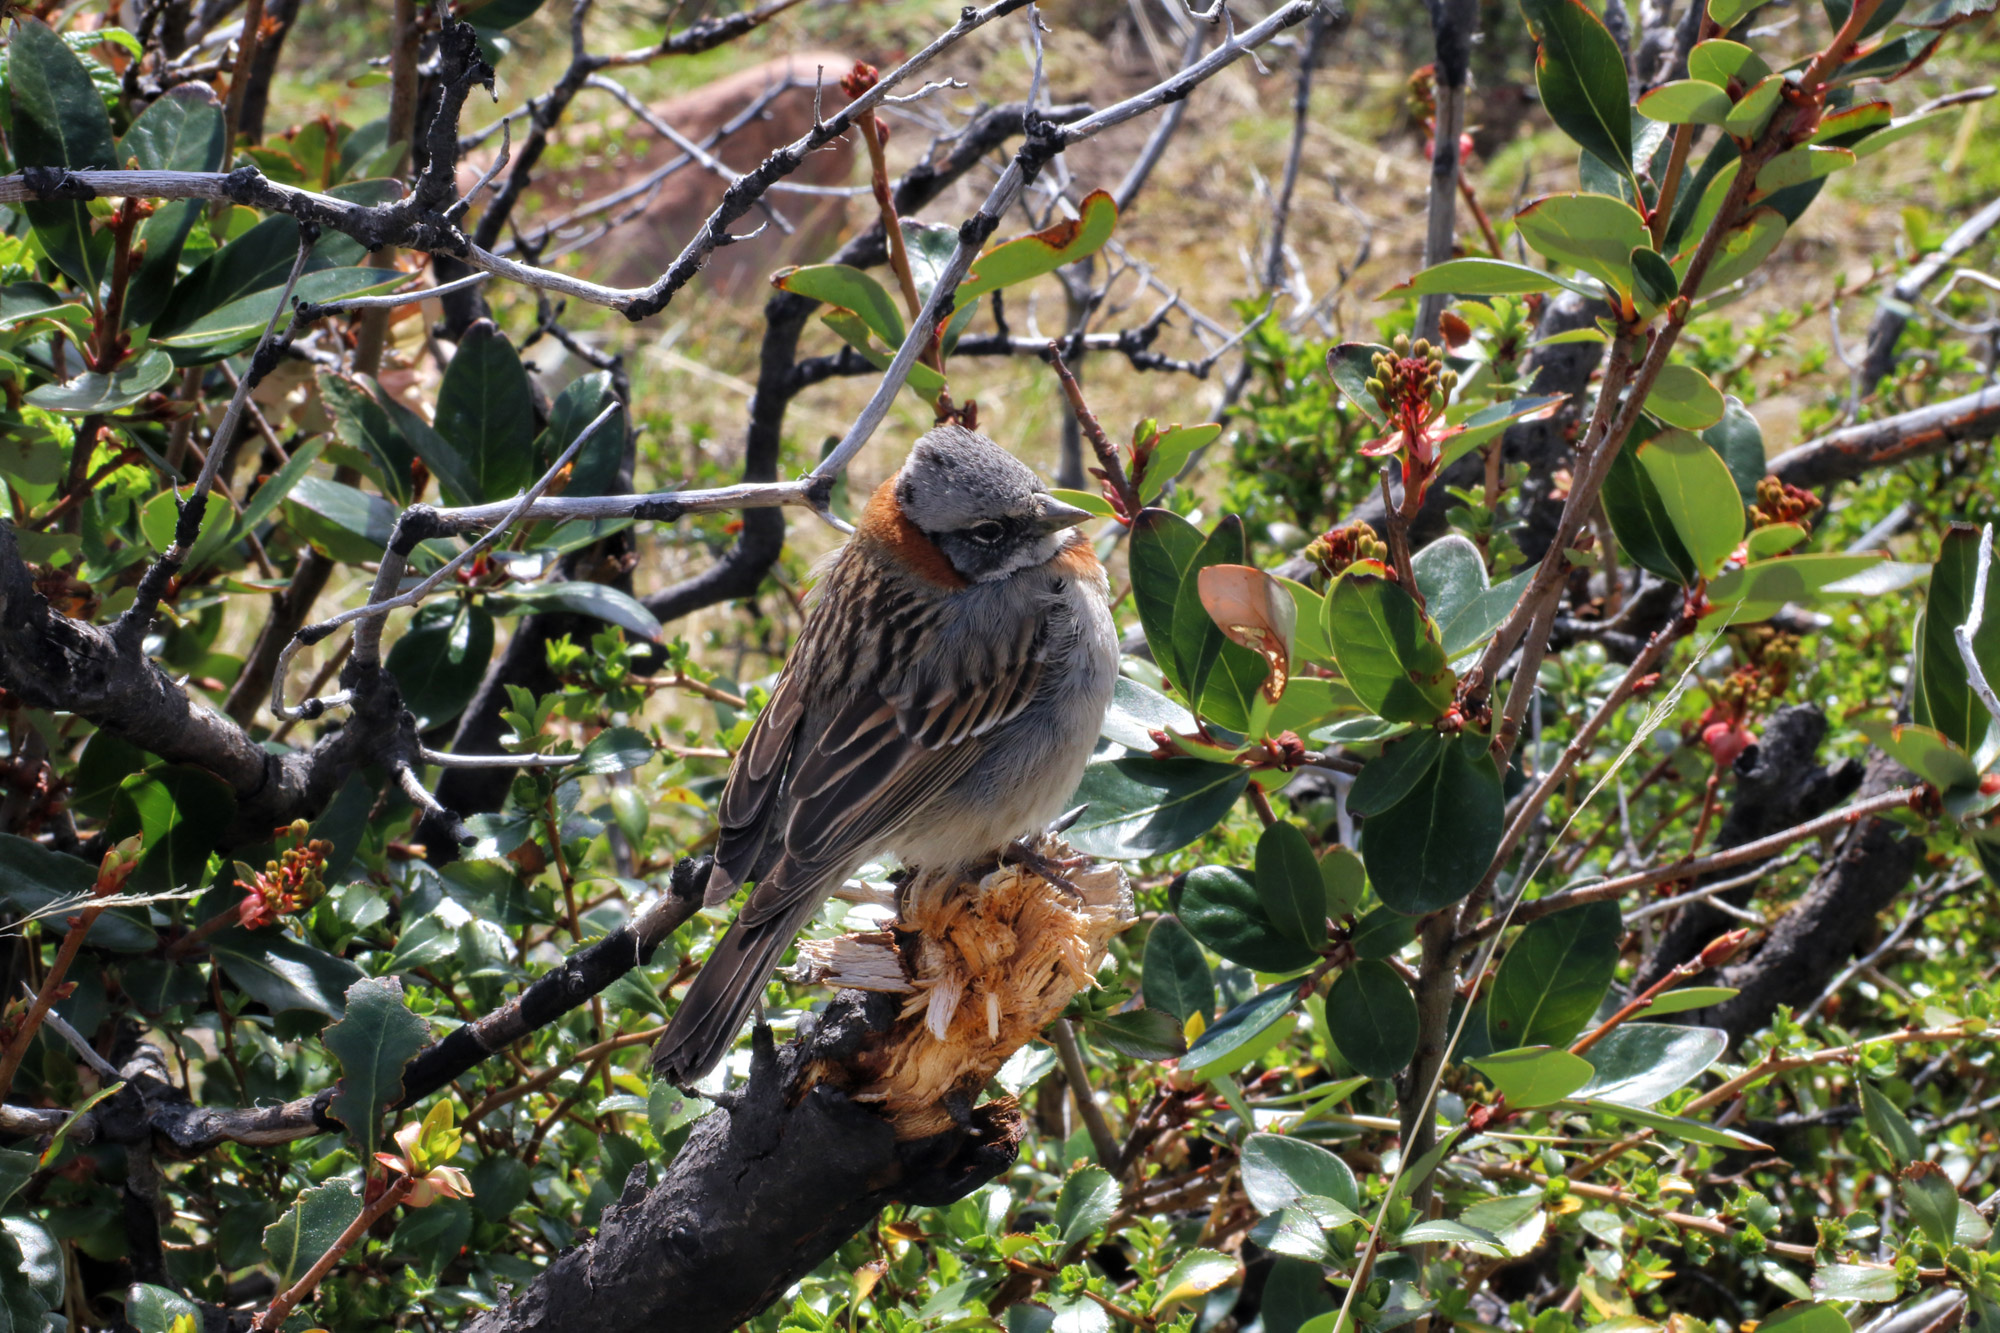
[894,425,1093,583]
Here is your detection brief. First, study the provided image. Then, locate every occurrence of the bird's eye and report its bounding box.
[968,521,1006,545]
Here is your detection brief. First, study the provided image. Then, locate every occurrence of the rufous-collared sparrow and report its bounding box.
[650,425,1118,1086]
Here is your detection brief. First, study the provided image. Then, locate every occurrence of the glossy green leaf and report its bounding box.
[1181,984,1300,1080]
[1900,1163,1959,1247]
[1644,985,1739,1015]
[1084,1008,1187,1061]
[1396,258,1582,298]
[1361,735,1502,916]
[1468,1046,1595,1107]
[1324,343,1391,427]
[1630,246,1683,310]
[1179,866,1320,974]
[1142,424,1223,502]
[1348,732,1447,818]
[1576,1023,1726,1105]
[119,84,227,327]
[537,371,626,499]
[1722,75,1784,138]
[111,765,236,894]
[1708,554,1890,625]
[1830,32,1938,85]
[1757,146,1855,194]
[486,581,664,643]
[1708,0,1755,25]
[210,927,365,1017]
[125,1282,200,1333]
[1635,428,1745,578]
[1066,758,1248,861]
[155,264,402,359]
[1568,1098,1772,1149]
[1321,846,1367,918]
[1129,508,1207,692]
[1519,0,1635,177]
[772,264,905,347]
[1637,79,1734,125]
[819,308,949,399]
[1242,1133,1361,1215]
[1326,960,1419,1078]
[322,976,430,1161]
[264,1179,363,1289]
[957,189,1117,307]
[1049,487,1116,519]
[1101,674,1198,752]
[285,475,399,563]
[1704,397,1766,502]
[1487,899,1621,1050]
[574,726,654,775]
[386,603,494,732]
[1514,193,1650,298]
[1857,719,1979,792]
[1695,207,1788,296]
[25,347,174,414]
[1172,516,1247,708]
[1860,1077,1923,1163]
[1257,822,1330,948]
[1351,904,1418,959]
[1437,394,1570,470]
[1760,1303,1854,1333]
[1913,524,2000,755]
[8,19,117,293]
[436,319,537,501]
[1324,567,1455,723]
[1812,1264,1900,1303]
[1144,912,1216,1016]
[1056,1165,1120,1244]
[1153,1249,1242,1312]
[1645,364,1726,430]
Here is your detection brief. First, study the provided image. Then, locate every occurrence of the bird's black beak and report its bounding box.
[1034,494,1094,533]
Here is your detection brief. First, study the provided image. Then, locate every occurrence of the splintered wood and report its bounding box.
[788,836,1133,1139]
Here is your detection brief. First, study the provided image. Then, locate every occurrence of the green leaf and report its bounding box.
[1576,1023,1726,1105]
[111,765,236,894]
[1635,428,1745,579]
[233,437,326,546]
[1181,984,1300,1080]
[1101,674,1198,752]
[1645,364,1726,430]
[1757,146,1855,193]
[1129,508,1207,693]
[1637,79,1734,125]
[1900,1163,1959,1247]
[1723,74,1784,138]
[1322,846,1367,918]
[264,1179,364,1289]
[0,1150,33,1209]
[386,602,495,731]
[1436,394,1571,470]
[1560,1098,1773,1150]
[1630,246,1683,310]
[817,309,949,400]
[1859,1077,1923,1164]
[1066,758,1248,861]
[1055,1165,1120,1245]
[773,264,905,346]
[1049,487,1115,519]
[1519,0,1635,178]
[1708,0,1755,24]
[1325,342,1391,427]
[1179,866,1320,974]
[1349,732,1448,818]
[1324,567,1455,723]
[539,372,626,498]
[1437,571,1534,662]
[1143,917,1215,1023]
[285,474,399,563]
[1812,1264,1900,1303]
[1703,397,1766,501]
[1361,735,1502,916]
[436,319,537,501]
[1459,1194,1549,1258]
[153,265,401,358]
[957,189,1117,307]
[1153,1249,1242,1312]
[1084,1008,1187,1061]
[1351,904,1418,960]
[1759,1302,1853,1333]
[8,18,117,293]
[322,976,430,1161]
[1913,524,2000,756]
[1858,719,1980,792]
[1487,899,1621,1050]
[1142,424,1223,502]
[1172,517,1248,709]
[1708,553,1893,625]
[0,835,154,950]
[1327,960,1419,1078]
[1257,822,1330,948]
[1693,207,1788,296]
[1514,193,1650,299]
[1241,1133,1362,1215]
[319,370,477,507]
[125,1282,200,1333]
[1413,535,1489,634]
[25,347,174,414]
[119,84,227,328]
[1644,985,1739,1015]
[1396,258,1581,298]
[1469,1046,1595,1107]
[210,927,365,1017]
[575,726,654,775]
[486,581,664,643]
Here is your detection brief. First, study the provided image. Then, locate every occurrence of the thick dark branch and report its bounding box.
[1768,384,2000,488]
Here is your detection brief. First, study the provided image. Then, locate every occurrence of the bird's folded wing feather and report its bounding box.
[720,575,1052,930]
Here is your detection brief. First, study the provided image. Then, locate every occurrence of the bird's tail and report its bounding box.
[649,890,823,1087]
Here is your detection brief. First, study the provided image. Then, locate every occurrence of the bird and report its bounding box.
[650,424,1118,1087]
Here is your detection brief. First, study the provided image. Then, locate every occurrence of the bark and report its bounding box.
[1702,750,1922,1038]
[1854,195,2000,398]
[1768,384,2000,489]
[1634,704,1861,990]
[460,996,1021,1333]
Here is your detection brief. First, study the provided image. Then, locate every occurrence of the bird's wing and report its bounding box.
[729,573,1052,930]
